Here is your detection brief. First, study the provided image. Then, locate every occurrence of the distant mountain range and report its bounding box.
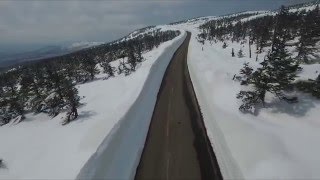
[0,41,104,68]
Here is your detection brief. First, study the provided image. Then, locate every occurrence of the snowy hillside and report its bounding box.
[0,31,185,179]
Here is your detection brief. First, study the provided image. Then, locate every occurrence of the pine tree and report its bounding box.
[62,79,80,125]
[3,72,25,121]
[20,68,35,102]
[237,6,300,113]
[127,47,137,71]
[311,74,320,98]
[222,42,227,49]
[237,49,244,58]
[45,65,64,100]
[136,43,144,63]
[296,6,319,63]
[118,59,131,76]
[264,5,300,95]
[256,17,273,53]
[101,61,115,78]
[249,35,252,58]
[80,54,99,81]
[239,62,253,85]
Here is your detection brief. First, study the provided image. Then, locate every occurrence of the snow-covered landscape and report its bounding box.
[168,4,320,179]
[186,33,320,179]
[0,31,186,179]
[1,1,320,180]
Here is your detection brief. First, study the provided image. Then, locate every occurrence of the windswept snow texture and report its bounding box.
[0,32,186,180]
[167,8,320,179]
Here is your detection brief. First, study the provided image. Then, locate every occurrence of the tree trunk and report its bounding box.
[72,106,78,119]
[259,90,266,107]
[249,40,252,58]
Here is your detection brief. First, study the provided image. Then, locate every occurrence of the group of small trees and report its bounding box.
[236,6,310,113]
[97,30,179,77]
[198,4,320,114]
[0,30,180,125]
[0,63,80,125]
[198,4,320,63]
[296,5,320,63]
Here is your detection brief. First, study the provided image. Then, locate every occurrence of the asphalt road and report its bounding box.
[135,32,223,180]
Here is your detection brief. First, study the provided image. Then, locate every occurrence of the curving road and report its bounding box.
[135,32,223,180]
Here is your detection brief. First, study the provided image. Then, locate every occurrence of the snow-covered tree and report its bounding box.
[237,6,300,113]
[127,47,137,71]
[237,49,244,58]
[222,42,227,49]
[62,79,80,125]
[296,5,320,63]
[101,61,115,78]
[239,62,253,85]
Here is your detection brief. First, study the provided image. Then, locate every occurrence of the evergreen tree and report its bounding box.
[239,62,253,85]
[248,33,252,58]
[127,47,137,71]
[44,65,64,100]
[237,6,300,113]
[136,43,144,63]
[265,5,300,94]
[80,55,99,81]
[101,61,115,78]
[256,17,273,53]
[1,72,25,122]
[313,74,320,98]
[118,59,131,76]
[62,79,80,125]
[222,42,227,48]
[237,49,244,58]
[20,68,36,102]
[296,6,320,63]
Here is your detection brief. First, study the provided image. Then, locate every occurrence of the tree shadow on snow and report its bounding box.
[75,110,97,123]
[264,94,319,117]
[0,159,8,170]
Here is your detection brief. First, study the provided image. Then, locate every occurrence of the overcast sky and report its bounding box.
[0,0,311,53]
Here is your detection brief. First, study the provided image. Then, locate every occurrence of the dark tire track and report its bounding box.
[135,32,223,180]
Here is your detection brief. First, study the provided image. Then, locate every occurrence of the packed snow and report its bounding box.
[0,31,186,179]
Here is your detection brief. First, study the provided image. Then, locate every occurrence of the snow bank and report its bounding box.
[0,32,186,180]
[76,31,186,180]
[186,30,320,179]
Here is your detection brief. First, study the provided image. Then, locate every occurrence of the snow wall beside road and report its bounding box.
[77,31,186,180]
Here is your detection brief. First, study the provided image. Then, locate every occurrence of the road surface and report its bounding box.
[135,32,223,180]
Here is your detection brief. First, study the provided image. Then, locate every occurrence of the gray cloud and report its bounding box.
[0,0,312,52]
